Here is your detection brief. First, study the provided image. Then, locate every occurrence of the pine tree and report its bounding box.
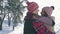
[0,0,27,30]
[6,0,26,30]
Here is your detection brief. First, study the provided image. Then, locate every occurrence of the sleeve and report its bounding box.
[52,20,55,26]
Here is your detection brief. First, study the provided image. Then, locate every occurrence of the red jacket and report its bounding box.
[32,21,55,34]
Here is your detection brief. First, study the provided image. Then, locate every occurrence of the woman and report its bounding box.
[32,6,56,34]
[40,6,55,32]
[24,1,39,34]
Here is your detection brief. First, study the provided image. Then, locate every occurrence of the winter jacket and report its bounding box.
[24,13,37,34]
[32,16,56,34]
[32,21,55,34]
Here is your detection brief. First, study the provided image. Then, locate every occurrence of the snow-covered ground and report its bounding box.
[0,17,24,34]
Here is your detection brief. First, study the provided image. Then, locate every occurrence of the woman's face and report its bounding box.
[33,9,39,14]
[41,11,48,16]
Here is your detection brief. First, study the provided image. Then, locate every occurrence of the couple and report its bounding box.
[24,1,55,34]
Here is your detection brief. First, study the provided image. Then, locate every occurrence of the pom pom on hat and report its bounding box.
[50,6,55,10]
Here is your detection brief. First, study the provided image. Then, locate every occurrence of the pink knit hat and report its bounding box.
[42,7,54,16]
[26,1,39,12]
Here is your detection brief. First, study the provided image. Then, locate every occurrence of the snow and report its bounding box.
[0,0,60,34]
[0,17,24,34]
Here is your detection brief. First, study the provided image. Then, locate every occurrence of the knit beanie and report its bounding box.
[26,1,39,12]
[42,6,54,16]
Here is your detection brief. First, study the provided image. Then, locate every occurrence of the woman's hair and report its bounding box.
[25,12,33,20]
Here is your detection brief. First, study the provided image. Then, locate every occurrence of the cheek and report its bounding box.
[33,9,39,14]
[36,10,39,13]
[34,11,37,13]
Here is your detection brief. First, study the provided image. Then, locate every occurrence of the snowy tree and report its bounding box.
[0,0,27,30]
[6,0,27,30]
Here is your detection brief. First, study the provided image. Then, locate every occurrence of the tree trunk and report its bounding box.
[0,17,2,30]
[8,11,11,26]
